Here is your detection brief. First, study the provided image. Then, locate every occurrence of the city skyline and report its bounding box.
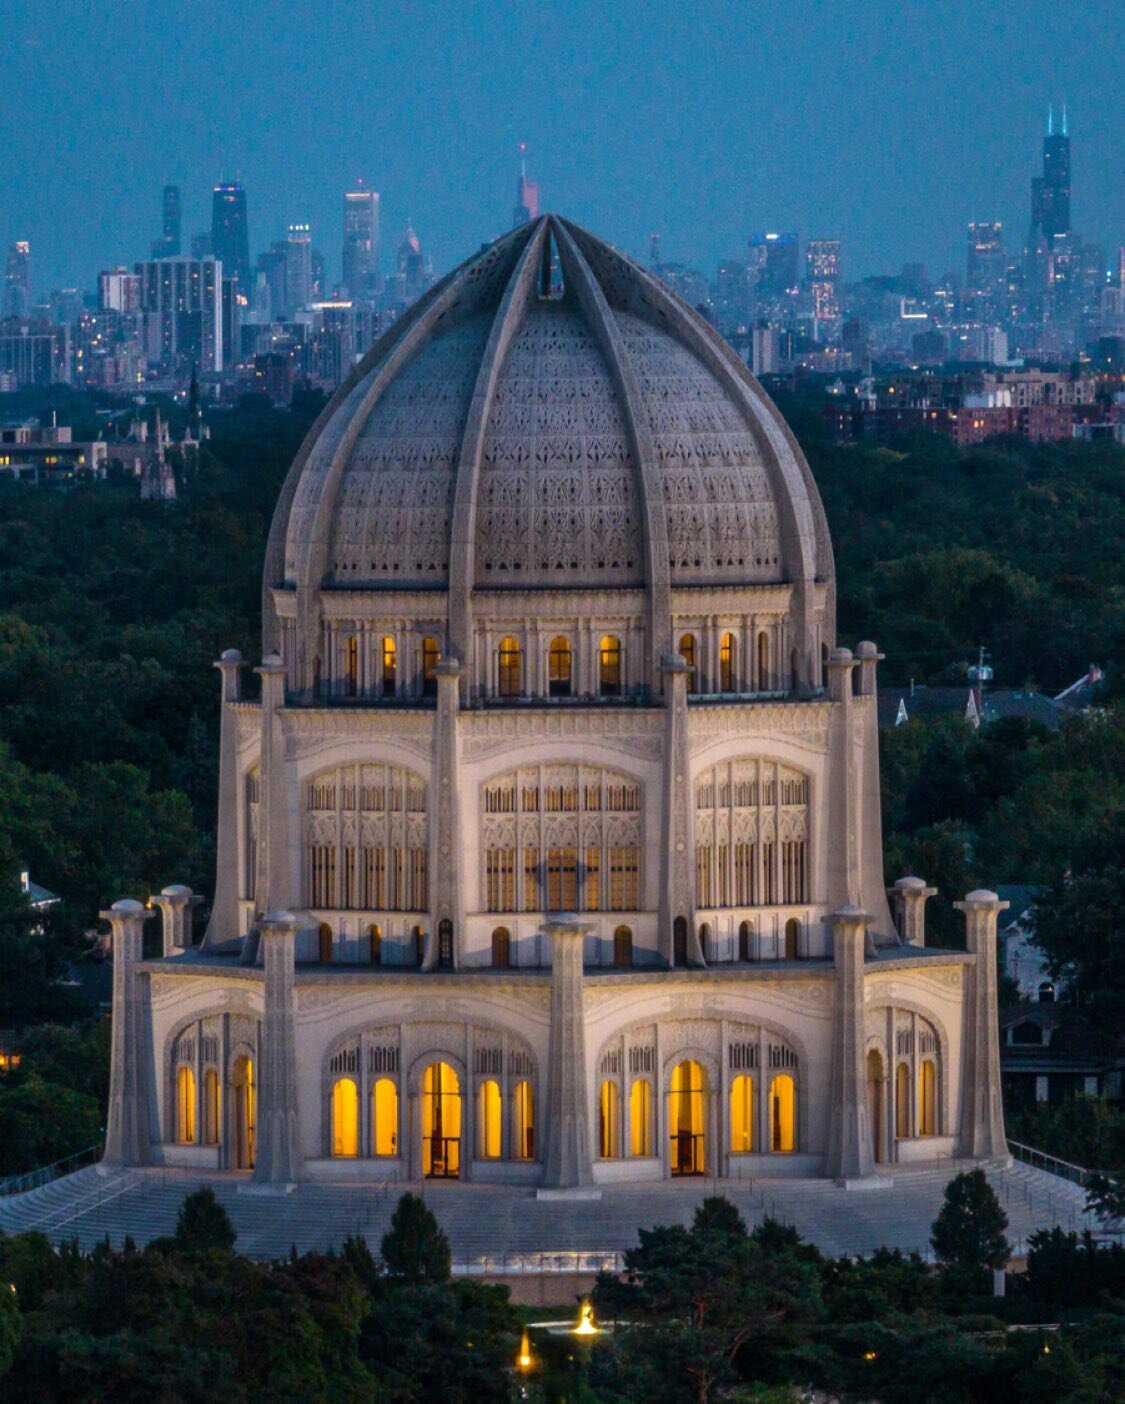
[3,0,1122,296]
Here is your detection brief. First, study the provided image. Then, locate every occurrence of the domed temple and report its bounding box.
[102,216,1007,1191]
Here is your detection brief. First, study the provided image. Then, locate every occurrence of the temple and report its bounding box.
[101,215,1007,1191]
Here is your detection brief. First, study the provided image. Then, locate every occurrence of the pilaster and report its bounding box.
[204,649,243,948]
[956,890,1009,1161]
[430,659,463,970]
[541,918,595,1189]
[825,648,858,908]
[256,653,295,914]
[823,904,876,1182]
[658,652,702,966]
[102,899,154,1167]
[252,911,304,1187]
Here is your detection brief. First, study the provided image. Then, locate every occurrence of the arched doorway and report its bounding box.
[698,923,711,961]
[331,1077,359,1157]
[673,916,688,966]
[368,923,382,967]
[669,1059,705,1175]
[770,1073,796,1152]
[372,1078,398,1157]
[738,921,752,962]
[784,918,800,960]
[422,1061,461,1178]
[231,1054,255,1170]
[614,925,633,967]
[895,1062,911,1140]
[866,1049,885,1163]
[491,926,511,969]
[318,922,333,964]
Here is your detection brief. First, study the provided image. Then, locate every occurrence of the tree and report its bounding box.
[380,1192,451,1284]
[930,1169,1010,1291]
[173,1188,236,1252]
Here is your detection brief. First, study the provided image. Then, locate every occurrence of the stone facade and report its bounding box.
[104,216,1007,1189]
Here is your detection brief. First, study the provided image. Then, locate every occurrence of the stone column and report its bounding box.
[890,876,937,947]
[430,659,463,970]
[956,890,1009,1161]
[204,649,243,949]
[658,653,703,966]
[823,905,876,1182]
[102,899,154,1167]
[541,917,595,1189]
[153,884,192,957]
[252,911,304,1187]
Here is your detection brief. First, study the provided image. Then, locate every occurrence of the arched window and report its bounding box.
[548,637,572,697]
[422,1062,461,1178]
[790,647,799,693]
[730,1073,754,1153]
[331,1077,359,1157]
[821,642,829,688]
[720,632,737,692]
[698,923,711,960]
[491,926,511,969]
[670,1060,705,1174]
[613,925,633,967]
[599,1080,620,1158]
[422,636,441,698]
[345,635,358,697]
[232,1055,255,1170]
[599,635,622,697]
[919,1061,937,1137]
[413,925,425,967]
[673,916,688,966]
[867,1050,885,1163]
[318,922,333,964]
[176,1065,196,1144]
[757,631,770,690]
[498,636,521,697]
[203,1068,220,1146]
[368,923,382,967]
[770,1073,795,1152]
[382,636,397,697]
[784,918,800,961]
[372,1078,398,1157]
[895,1062,911,1139]
[477,1079,502,1159]
[630,1078,653,1157]
[738,920,752,962]
[679,633,698,692]
[513,1080,534,1160]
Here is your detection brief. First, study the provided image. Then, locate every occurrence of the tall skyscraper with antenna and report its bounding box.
[512,145,540,228]
[343,183,380,300]
[1031,104,1071,243]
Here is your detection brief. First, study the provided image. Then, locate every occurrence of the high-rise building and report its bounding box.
[135,256,224,373]
[211,183,251,292]
[512,145,540,228]
[99,267,141,313]
[805,239,841,321]
[1031,106,1071,243]
[749,232,799,299]
[342,186,380,300]
[4,242,32,319]
[285,224,313,313]
[966,223,1005,294]
[153,185,182,259]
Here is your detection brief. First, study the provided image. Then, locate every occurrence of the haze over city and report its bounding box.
[4,0,1124,293]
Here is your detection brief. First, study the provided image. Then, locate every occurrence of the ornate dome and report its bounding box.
[265,216,833,675]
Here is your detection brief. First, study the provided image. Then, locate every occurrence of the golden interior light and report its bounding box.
[516,1329,533,1370]
[573,1301,598,1337]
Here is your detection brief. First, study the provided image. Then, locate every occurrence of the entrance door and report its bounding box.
[422,1061,461,1178]
[232,1055,256,1170]
[866,1049,884,1164]
[669,1059,705,1175]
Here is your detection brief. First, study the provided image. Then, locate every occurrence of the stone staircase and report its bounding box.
[0,1159,1100,1265]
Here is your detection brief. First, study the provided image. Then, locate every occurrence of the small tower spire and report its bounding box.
[1047,103,1053,136]
[1062,102,1068,137]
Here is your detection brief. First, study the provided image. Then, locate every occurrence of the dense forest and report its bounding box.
[0,385,1121,1171]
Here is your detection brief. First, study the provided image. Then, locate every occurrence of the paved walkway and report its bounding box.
[0,1160,1099,1267]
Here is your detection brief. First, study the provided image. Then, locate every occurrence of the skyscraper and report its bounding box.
[966,223,1006,320]
[749,232,799,300]
[4,242,31,319]
[805,239,841,321]
[211,183,251,292]
[512,145,540,228]
[153,185,182,259]
[285,224,313,313]
[1031,106,1071,243]
[342,186,380,300]
[135,256,224,373]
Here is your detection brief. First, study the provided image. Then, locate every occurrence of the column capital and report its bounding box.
[100,897,153,927]
[826,647,857,702]
[954,889,1009,914]
[829,904,870,935]
[258,909,299,937]
[214,648,243,703]
[660,651,690,676]
[152,885,193,958]
[891,876,938,947]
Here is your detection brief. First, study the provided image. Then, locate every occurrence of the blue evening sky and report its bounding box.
[3,0,1122,295]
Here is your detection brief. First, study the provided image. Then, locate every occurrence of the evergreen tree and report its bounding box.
[931,1169,1010,1290]
[380,1192,451,1283]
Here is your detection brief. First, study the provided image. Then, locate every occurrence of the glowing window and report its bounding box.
[332,1077,359,1157]
[630,1078,653,1157]
[422,1062,461,1178]
[498,637,521,697]
[547,637,572,697]
[599,635,621,696]
[919,1060,936,1137]
[513,1080,535,1160]
[176,1065,196,1144]
[203,1067,220,1146]
[730,1073,754,1153]
[422,636,441,697]
[670,1060,705,1174]
[599,1079,620,1158]
[344,636,358,696]
[720,632,737,692]
[895,1062,911,1138]
[382,637,396,697]
[372,1077,398,1157]
[478,1079,502,1159]
[770,1073,795,1152]
[678,633,697,692]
